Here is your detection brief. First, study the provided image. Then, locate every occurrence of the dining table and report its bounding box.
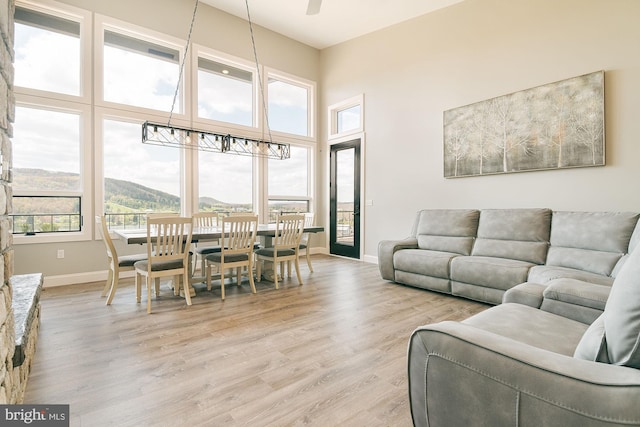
[114,223,324,297]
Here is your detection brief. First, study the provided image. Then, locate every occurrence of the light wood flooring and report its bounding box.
[23,255,488,426]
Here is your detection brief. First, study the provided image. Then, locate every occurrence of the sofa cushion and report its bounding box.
[451,256,534,291]
[527,265,615,286]
[542,278,611,312]
[471,209,551,264]
[602,247,640,368]
[546,211,639,276]
[413,209,479,255]
[393,249,457,279]
[574,313,609,362]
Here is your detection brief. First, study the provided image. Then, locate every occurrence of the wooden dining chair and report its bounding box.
[96,215,147,305]
[204,215,258,300]
[256,214,305,289]
[191,211,222,277]
[133,216,193,313]
[299,212,315,272]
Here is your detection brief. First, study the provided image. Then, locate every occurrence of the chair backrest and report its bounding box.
[192,211,220,228]
[146,216,193,264]
[300,212,315,245]
[96,215,116,260]
[220,215,258,254]
[275,214,305,250]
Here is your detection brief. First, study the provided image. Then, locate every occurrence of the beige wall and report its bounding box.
[319,0,640,261]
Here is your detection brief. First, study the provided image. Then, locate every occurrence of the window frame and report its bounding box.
[14,0,91,104]
[12,95,92,244]
[264,67,316,143]
[328,94,364,140]
[94,14,190,120]
[191,45,260,135]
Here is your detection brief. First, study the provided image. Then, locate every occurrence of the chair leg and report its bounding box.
[274,259,279,290]
[102,267,114,297]
[220,268,226,300]
[135,273,142,303]
[248,259,257,294]
[183,272,192,306]
[154,278,161,296]
[256,259,262,282]
[173,275,180,296]
[306,250,314,272]
[147,277,152,314]
[295,257,303,285]
[105,271,118,305]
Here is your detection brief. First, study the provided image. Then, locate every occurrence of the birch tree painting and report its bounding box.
[443,71,604,178]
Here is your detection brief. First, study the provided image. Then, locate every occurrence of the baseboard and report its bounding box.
[363,254,378,264]
[43,270,135,288]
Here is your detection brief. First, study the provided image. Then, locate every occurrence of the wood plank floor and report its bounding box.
[23,255,489,427]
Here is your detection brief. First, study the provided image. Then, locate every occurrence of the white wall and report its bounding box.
[319,0,640,261]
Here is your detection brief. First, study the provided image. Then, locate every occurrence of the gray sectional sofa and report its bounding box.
[378,208,640,319]
[380,209,640,426]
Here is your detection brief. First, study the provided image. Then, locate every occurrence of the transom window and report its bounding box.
[197,56,254,127]
[103,29,180,111]
[14,6,81,96]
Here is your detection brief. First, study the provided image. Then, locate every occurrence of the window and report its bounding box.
[102,118,182,227]
[12,103,89,238]
[197,56,254,127]
[102,29,180,111]
[14,6,81,96]
[267,74,311,137]
[267,145,311,221]
[198,151,254,214]
[329,94,364,139]
[337,105,361,134]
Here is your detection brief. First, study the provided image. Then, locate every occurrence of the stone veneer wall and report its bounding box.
[0,0,17,404]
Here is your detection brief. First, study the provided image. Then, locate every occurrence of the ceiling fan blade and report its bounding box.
[306,0,322,15]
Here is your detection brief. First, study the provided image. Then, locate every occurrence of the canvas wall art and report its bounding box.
[443,71,604,178]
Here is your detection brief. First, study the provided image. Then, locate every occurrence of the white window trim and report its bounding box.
[94,108,190,235]
[264,67,316,143]
[13,95,93,244]
[328,94,364,140]
[191,44,261,136]
[94,13,191,120]
[14,0,91,105]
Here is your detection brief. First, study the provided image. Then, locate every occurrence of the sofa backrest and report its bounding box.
[471,208,551,264]
[411,209,479,255]
[547,211,640,276]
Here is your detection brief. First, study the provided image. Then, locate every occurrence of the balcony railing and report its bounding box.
[11,213,82,234]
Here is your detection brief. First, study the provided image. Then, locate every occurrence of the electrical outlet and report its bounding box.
[57,249,65,259]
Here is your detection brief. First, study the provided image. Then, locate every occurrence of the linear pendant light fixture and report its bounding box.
[141,0,290,160]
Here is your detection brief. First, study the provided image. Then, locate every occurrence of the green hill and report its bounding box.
[13,168,242,213]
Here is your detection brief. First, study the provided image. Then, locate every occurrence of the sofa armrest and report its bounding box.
[502,281,546,307]
[377,238,418,281]
[408,321,640,427]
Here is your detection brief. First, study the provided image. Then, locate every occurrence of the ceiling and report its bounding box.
[199,0,464,49]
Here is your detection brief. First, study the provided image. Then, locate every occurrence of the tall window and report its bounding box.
[268,145,311,221]
[197,56,254,127]
[14,6,81,96]
[103,29,180,111]
[12,105,84,234]
[268,76,310,137]
[198,152,253,214]
[103,119,181,227]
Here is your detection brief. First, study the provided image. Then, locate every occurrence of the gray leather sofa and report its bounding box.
[407,245,640,426]
[392,209,640,426]
[378,209,640,315]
